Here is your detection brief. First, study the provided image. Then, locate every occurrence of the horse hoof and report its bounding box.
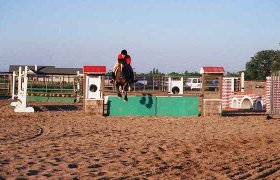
[117,93,122,98]
[124,97,128,102]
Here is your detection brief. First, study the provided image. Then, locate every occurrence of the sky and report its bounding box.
[1,0,280,73]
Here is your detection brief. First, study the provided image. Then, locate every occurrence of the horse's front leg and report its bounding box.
[116,83,122,98]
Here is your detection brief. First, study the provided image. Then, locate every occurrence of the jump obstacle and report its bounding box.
[83,66,199,116]
[222,73,265,111]
[26,70,82,103]
[105,95,199,116]
[10,66,34,112]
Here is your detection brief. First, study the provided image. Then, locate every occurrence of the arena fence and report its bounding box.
[103,74,217,95]
[0,73,11,97]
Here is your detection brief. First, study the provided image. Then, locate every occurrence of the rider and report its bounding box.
[111,49,135,83]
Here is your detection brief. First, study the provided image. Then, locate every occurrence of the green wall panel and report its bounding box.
[27,96,75,103]
[156,96,199,116]
[107,96,199,116]
[107,96,156,116]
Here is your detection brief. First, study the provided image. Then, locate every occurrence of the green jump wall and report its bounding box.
[107,96,199,116]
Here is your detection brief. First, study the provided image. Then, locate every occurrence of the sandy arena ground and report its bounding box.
[1,99,280,179]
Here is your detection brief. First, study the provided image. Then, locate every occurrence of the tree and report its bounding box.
[245,50,280,80]
[225,71,240,77]
[183,70,200,77]
[168,72,182,77]
[148,68,164,77]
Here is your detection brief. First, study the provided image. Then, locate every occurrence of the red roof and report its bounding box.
[83,66,106,74]
[200,66,225,74]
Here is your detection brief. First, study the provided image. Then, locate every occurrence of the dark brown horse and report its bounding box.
[114,62,132,102]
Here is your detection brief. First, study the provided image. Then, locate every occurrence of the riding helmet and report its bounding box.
[121,49,127,55]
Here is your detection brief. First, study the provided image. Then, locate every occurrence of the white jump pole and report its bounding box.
[18,66,22,93]
[77,71,80,91]
[241,72,245,93]
[168,77,172,93]
[10,66,34,113]
[11,71,16,100]
[19,66,28,109]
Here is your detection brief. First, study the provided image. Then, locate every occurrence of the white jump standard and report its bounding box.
[10,66,34,113]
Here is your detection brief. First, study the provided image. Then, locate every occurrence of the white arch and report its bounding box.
[231,97,239,108]
[240,96,253,109]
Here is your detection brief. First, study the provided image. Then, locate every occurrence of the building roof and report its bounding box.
[9,65,82,75]
[200,66,225,74]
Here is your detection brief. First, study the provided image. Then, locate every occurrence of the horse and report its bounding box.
[114,61,133,102]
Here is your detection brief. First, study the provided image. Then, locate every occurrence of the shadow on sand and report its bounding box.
[33,105,82,112]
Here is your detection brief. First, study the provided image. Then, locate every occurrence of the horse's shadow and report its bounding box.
[106,93,154,116]
[139,93,153,109]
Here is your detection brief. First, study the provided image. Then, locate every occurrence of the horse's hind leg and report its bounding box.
[123,84,129,102]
